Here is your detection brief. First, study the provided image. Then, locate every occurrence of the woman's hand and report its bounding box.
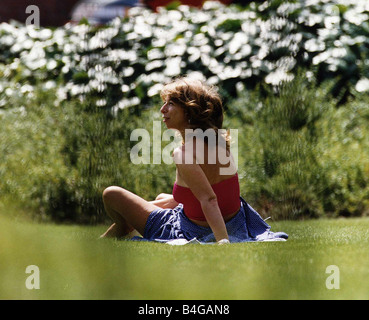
[199,197,229,242]
[217,239,230,245]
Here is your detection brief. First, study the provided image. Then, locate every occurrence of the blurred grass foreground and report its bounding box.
[1,212,368,299]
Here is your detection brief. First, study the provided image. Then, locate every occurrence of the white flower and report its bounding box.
[355,78,369,92]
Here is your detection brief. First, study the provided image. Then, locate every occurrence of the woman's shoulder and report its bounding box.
[172,145,184,164]
[173,142,198,165]
[173,139,234,169]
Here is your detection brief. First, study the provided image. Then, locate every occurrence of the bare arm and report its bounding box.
[173,148,229,243]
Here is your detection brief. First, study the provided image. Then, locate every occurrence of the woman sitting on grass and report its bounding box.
[100,76,287,244]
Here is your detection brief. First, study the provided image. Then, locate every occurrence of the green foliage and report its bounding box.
[0,87,174,223]
[316,97,369,217]
[227,75,369,219]
[0,89,70,221]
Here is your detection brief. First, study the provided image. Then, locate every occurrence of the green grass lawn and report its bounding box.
[0,209,368,300]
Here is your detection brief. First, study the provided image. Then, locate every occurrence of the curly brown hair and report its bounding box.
[160,77,224,132]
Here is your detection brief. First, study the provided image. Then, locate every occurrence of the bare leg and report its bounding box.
[99,223,128,239]
[154,193,172,201]
[100,186,161,238]
[149,193,179,209]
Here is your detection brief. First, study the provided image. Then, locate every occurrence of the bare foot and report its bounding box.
[99,223,138,239]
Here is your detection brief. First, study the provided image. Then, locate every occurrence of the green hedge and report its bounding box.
[229,77,369,219]
[0,87,175,223]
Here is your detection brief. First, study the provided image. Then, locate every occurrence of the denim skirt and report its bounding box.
[137,197,288,244]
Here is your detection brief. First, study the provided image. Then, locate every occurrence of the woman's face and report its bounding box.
[160,99,188,132]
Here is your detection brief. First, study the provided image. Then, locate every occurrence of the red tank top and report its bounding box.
[172,173,240,221]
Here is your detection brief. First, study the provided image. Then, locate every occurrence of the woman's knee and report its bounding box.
[155,193,165,201]
[103,186,126,203]
[155,193,172,201]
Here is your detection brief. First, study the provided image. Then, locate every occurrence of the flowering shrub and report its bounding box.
[1,0,369,111]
